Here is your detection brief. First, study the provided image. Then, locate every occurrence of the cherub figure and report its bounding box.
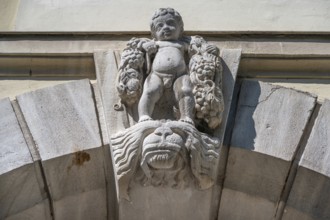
[117,8,223,130]
[112,8,224,198]
[138,8,195,124]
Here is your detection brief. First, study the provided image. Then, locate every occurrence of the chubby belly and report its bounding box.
[152,47,187,74]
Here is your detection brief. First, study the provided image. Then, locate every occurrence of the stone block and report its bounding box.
[219,189,275,220]
[210,49,241,219]
[16,79,108,220]
[95,50,125,220]
[215,49,242,175]
[282,100,330,220]
[218,80,316,220]
[5,202,51,220]
[0,98,51,219]
[92,82,118,220]
[94,48,241,220]
[119,185,214,220]
[94,50,132,134]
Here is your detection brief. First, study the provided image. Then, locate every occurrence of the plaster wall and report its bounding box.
[0,0,20,31]
[1,0,330,33]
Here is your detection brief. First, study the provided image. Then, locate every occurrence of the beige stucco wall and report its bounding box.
[1,0,330,32]
[0,0,20,31]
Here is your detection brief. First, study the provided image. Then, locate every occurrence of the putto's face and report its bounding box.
[152,14,182,41]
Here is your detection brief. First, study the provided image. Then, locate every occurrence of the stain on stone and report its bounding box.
[73,151,91,166]
[67,151,91,172]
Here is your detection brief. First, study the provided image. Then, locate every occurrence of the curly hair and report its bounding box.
[150,8,184,37]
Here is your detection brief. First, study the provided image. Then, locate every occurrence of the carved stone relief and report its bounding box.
[112,8,224,198]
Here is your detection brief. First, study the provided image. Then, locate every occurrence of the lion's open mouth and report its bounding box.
[141,144,182,170]
[146,151,177,169]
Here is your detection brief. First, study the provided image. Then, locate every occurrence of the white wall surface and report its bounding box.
[1,0,330,32]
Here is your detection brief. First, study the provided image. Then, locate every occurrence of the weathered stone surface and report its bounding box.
[95,8,242,220]
[92,82,118,220]
[211,49,241,220]
[118,49,240,220]
[112,9,225,199]
[219,189,275,220]
[5,202,51,220]
[216,49,242,177]
[16,79,107,220]
[230,80,316,160]
[282,100,330,220]
[120,185,213,220]
[0,98,31,174]
[0,98,51,219]
[95,50,130,134]
[95,50,126,220]
[218,80,316,219]
[16,79,102,160]
[299,100,330,177]
[92,83,110,145]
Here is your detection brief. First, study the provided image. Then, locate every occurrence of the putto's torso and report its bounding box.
[152,41,187,74]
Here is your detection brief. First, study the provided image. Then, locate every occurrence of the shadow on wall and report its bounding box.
[288,167,330,219]
[230,80,260,150]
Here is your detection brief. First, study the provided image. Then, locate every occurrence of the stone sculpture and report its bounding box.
[113,8,224,198]
[111,120,220,199]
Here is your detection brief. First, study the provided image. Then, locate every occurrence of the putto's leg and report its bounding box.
[138,73,164,122]
[174,75,195,125]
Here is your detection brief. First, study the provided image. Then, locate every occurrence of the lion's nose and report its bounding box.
[154,126,173,138]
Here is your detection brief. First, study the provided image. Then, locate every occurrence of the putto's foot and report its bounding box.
[179,117,195,126]
[139,115,153,123]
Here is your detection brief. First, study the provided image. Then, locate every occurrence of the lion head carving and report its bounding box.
[111,120,220,199]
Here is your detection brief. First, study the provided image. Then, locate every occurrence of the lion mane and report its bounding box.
[111,120,220,199]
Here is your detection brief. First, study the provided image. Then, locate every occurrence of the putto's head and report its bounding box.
[150,8,184,41]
